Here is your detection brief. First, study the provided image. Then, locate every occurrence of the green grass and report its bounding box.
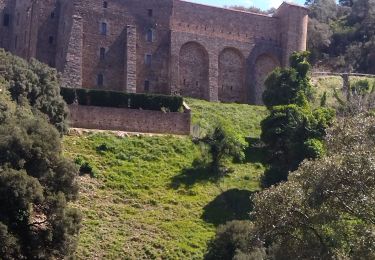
[313,76,375,108]
[64,99,267,259]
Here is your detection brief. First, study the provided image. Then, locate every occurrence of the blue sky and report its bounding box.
[186,0,305,10]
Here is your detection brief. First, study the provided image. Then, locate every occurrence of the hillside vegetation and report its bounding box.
[64,99,267,259]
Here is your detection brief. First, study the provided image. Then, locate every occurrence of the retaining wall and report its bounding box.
[68,104,191,135]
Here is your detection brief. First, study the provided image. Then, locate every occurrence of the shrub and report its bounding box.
[195,123,245,176]
[205,220,260,260]
[0,49,69,133]
[0,91,80,258]
[61,87,184,112]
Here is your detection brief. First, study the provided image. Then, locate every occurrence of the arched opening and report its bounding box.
[254,54,280,104]
[179,42,209,99]
[218,48,245,103]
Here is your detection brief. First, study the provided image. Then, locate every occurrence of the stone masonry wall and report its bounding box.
[0,0,308,105]
[68,105,191,135]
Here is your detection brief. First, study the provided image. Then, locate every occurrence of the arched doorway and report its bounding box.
[254,54,280,104]
[179,42,209,99]
[218,48,245,103]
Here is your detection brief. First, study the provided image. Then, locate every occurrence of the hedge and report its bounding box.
[60,87,184,112]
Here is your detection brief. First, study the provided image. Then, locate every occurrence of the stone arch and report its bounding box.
[253,54,280,104]
[218,47,245,103]
[179,41,209,99]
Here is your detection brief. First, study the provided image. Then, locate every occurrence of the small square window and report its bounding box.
[148,9,153,17]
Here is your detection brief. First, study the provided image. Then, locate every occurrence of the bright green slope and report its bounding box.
[64,99,267,259]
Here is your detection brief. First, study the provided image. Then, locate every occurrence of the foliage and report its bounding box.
[261,52,334,187]
[64,98,265,259]
[306,0,375,73]
[261,104,334,187]
[0,91,80,259]
[61,87,184,112]
[244,115,375,259]
[226,5,275,15]
[195,123,245,175]
[0,49,68,133]
[262,52,313,108]
[334,78,375,115]
[205,220,258,260]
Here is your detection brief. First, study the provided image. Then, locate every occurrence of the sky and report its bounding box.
[186,0,305,10]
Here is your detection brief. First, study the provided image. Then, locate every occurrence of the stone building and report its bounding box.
[0,0,308,104]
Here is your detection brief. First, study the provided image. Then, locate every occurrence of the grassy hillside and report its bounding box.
[313,76,375,107]
[64,99,268,259]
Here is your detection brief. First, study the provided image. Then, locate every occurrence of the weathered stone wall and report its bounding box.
[1,0,308,105]
[68,105,191,135]
[0,0,12,50]
[35,0,59,67]
[254,54,281,104]
[219,48,246,103]
[274,2,308,66]
[179,41,209,99]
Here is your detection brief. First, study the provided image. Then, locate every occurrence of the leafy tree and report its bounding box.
[262,52,313,108]
[0,49,69,134]
[209,115,375,259]
[226,5,275,15]
[260,52,334,187]
[0,88,80,258]
[308,18,333,63]
[261,104,334,187]
[195,123,245,175]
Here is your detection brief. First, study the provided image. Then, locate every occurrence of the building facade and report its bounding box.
[0,0,308,104]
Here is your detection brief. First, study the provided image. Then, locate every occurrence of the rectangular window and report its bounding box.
[101,22,107,35]
[97,74,104,86]
[144,80,150,92]
[145,54,152,66]
[49,36,54,45]
[3,14,10,27]
[100,47,106,60]
[146,29,154,42]
[148,9,153,17]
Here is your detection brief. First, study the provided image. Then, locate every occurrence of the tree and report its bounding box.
[208,115,375,259]
[260,104,334,187]
[0,49,69,134]
[260,52,334,187]
[0,87,80,258]
[195,123,245,175]
[262,52,313,108]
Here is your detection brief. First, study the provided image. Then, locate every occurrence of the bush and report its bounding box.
[0,49,69,133]
[195,123,245,176]
[0,91,80,258]
[61,87,184,112]
[205,220,260,260]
